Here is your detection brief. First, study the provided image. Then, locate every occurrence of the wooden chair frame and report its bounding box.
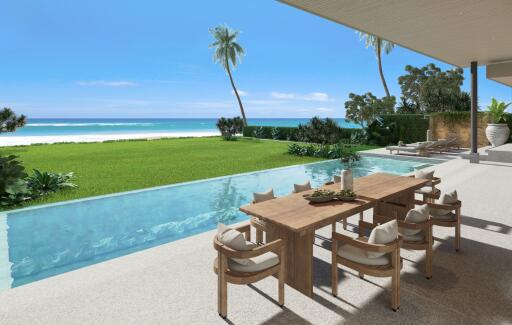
[213,223,286,318]
[426,200,462,252]
[374,213,433,278]
[331,220,402,311]
[410,175,441,203]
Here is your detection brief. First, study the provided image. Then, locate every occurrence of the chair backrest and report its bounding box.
[293,181,312,193]
[253,188,275,203]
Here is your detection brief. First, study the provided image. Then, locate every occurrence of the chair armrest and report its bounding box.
[359,220,376,231]
[214,238,284,259]
[332,232,400,253]
[427,200,461,210]
[233,223,251,241]
[432,177,441,186]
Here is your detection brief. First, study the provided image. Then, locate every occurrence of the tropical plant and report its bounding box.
[209,25,247,126]
[339,144,361,169]
[0,155,29,206]
[344,92,396,129]
[287,142,362,160]
[0,108,26,134]
[486,98,511,124]
[215,117,244,140]
[296,117,341,145]
[27,170,77,197]
[357,32,395,98]
[398,63,469,113]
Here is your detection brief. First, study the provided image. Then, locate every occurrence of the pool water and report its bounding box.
[0,155,441,291]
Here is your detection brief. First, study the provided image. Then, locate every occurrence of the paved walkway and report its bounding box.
[1,158,511,324]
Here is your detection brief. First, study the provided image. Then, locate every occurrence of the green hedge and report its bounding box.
[242,125,360,142]
[368,114,429,146]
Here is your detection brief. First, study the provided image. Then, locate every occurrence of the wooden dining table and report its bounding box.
[239,172,428,297]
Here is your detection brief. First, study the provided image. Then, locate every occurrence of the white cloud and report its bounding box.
[315,107,334,112]
[234,90,249,97]
[77,80,137,87]
[270,91,331,102]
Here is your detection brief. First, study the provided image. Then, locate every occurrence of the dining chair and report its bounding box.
[214,223,286,318]
[292,180,312,193]
[411,170,441,203]
[426,190,462,251]
[331,219,402,311]
[374,205,434,279]
[250,188,275,244]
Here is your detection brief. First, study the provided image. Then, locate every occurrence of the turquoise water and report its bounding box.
[0,156,440,291]
[0,118,360,137]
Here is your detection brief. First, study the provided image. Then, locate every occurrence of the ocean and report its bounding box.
[0,118,360,137]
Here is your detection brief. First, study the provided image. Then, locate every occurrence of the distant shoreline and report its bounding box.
[0,131,220,147]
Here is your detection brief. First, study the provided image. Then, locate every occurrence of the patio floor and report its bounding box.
[1,158,511,324]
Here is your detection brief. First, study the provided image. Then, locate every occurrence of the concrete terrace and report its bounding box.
[1,157,511,324]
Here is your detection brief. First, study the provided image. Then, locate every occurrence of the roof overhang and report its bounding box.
[279,0,512,86]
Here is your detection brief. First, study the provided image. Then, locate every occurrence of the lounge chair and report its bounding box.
[331,219,402,311]
[386,141,434,157]
[428,137,459,154]
[214,223,286,318]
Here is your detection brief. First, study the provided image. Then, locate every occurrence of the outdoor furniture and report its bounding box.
[214,223,286,318]
[240,173,428,296]
[327,175,364,230]
[293,181,312,193]
[374,206,434,279]
[427,190,462,251]
[251,189,276,244]
[411,171,441,203]
[386,141,435,157]
[428,137,459,154]
[331,219,402,311]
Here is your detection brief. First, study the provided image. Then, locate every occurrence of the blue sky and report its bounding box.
[1,0,511,119]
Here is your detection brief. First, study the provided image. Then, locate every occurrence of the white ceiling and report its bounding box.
[279,0,512,86]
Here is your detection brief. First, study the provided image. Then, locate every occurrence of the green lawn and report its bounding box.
[1,137,378,209]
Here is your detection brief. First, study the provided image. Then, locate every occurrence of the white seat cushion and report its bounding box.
[293,181,312,193]
[253,189,275,203]
[338,243,390,266]
[431,190,458,216]
[415,186,439,195]
[228,251,279,273]
[431,211,456,221]
[367,220,398,258]
[402,205,429,235]
[400,230,425,242]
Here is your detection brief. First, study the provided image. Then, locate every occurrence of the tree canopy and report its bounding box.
[397,63,470,113]
[0,108,26,134]
[344,92,396,128]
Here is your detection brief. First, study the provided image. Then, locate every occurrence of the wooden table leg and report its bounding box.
[374,190,415,220]
[265,222,314,297]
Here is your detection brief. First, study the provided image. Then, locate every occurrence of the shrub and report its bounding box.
[0,155,29,206]
[27,170,77,197]
[368,114,429,146]
[287,142,362,161]
[296,117,342,144]
[216,117,244,140]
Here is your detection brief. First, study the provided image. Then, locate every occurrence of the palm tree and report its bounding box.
[209,25,247,126]
[357,32,395,98]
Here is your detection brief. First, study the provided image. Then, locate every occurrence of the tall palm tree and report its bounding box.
[357,32,395,98]
[209,25,247,126]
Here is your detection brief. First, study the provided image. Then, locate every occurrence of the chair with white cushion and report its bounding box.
[292,180,312,193]
[214,223,285,318]
[374,205,433,278]
[250,189,275,244]
[427,190,462,251]
[331,219,402,311]
[412,170,441,203]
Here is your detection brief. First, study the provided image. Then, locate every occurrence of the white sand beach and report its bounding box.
[0,131,220,146]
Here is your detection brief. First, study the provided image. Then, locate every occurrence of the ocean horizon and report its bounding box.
[0,118,360,137]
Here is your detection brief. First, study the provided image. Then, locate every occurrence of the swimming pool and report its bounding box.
[0,155,442,291]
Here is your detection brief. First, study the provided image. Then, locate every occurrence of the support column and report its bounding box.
[470,61,479,163]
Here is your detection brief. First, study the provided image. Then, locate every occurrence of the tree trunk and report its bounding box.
[377,40,391,98]
[226,61,247,126]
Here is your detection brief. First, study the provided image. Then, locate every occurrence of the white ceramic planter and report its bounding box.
[485,123,510,147]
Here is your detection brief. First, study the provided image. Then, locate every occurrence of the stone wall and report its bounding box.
[429,113,489,148]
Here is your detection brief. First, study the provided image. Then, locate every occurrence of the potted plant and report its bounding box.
[485,98,511,147]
